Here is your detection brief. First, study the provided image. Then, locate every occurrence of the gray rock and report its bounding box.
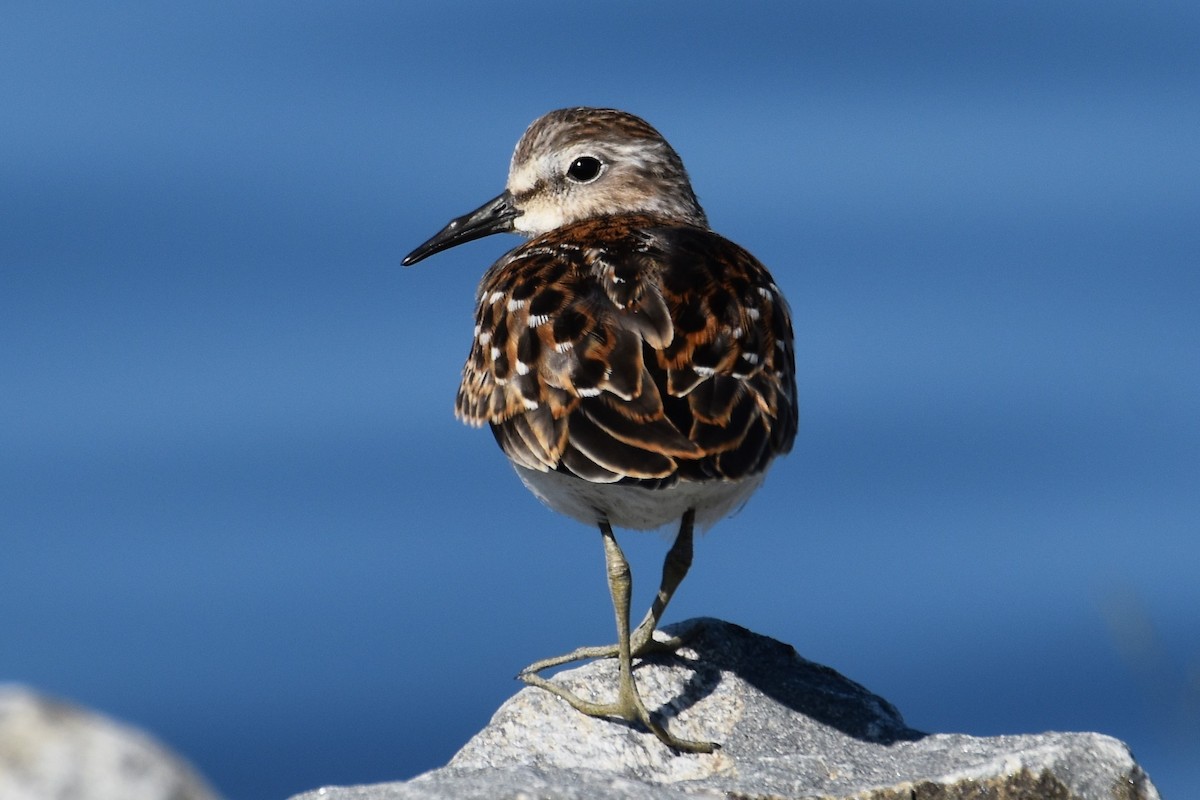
[0,684,222,800]
[291,618,1159,800]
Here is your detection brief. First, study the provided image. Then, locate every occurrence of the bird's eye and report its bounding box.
[566,156,603,183]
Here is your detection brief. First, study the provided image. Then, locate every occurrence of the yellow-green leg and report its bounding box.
[633,508,697,652]
[519,513,714,753]
[519,510,698,674]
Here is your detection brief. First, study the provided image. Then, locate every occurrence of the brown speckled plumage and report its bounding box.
[458,213,796,490]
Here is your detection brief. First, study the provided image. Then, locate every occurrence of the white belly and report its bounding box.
[512,465,767,531]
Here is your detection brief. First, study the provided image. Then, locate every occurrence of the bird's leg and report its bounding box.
[517,509,698,675]
[519,519,715,752]
[630,508,696,653]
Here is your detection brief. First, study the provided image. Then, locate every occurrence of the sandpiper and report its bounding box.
[403,107,797,752]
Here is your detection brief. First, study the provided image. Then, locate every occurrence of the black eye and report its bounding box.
[566,156,603,183]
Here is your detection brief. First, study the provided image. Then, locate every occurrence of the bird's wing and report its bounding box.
[456,215,796,486]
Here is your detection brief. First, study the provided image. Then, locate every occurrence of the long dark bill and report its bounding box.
[401,190,520,266]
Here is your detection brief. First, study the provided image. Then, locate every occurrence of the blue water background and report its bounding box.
[3,2,1197,797]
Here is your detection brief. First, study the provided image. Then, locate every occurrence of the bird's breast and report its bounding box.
[512,464,767,531]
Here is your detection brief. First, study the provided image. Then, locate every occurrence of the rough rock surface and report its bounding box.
[0,684,222,800]
[291,618,1159,800]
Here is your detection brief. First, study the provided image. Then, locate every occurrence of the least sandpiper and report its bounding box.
[403,107,797,752]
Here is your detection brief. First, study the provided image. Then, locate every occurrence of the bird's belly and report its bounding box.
[511,465,768,531]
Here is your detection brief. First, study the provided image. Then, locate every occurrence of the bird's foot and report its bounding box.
[518,665,716,753]
[516,620,695,676]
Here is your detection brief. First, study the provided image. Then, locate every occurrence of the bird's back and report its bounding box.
[456,213,796,527]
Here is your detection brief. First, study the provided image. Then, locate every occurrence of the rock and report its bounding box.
[290,618,1159,800]
[0,684,222,800]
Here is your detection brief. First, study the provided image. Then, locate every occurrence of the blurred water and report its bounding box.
[3,2,1197,798]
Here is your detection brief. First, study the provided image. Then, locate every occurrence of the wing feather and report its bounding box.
[456,214,797,485]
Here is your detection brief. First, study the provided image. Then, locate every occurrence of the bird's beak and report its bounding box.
[402,190,521,266]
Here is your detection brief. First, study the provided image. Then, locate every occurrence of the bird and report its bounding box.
[402,107,797,752]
